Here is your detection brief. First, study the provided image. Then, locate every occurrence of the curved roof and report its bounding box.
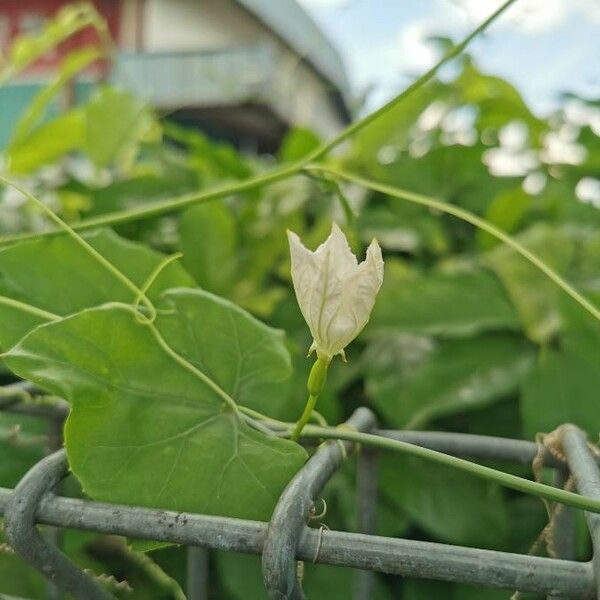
[235,0,350,99]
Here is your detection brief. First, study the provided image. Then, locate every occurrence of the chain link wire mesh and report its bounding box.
[1,386,599,600]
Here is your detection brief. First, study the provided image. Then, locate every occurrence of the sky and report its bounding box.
[296,0,600,116]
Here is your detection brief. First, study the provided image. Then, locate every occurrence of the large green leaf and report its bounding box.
[4,290,307,519]
[368,262,519,337]
[179,203,238,295]
[364,333,534,428]
[487,225,575,344]
[380,454,510,549]
[521,302,600,439]
[0,228,194,348]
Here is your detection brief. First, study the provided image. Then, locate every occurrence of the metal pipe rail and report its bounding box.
[0,468,596,599]
[1,398,600,599]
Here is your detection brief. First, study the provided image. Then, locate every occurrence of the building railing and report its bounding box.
[111,46,275,110]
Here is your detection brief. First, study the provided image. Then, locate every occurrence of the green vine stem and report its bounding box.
[0,0,517,246]
[303,0,518,163]
[306,165,600,324]
[0,174,157,322]
[291,394,320,442]
[0,177,240,414]
[297,425,600,515]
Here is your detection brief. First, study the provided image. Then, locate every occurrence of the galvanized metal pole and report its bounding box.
[354,448,378,600]
[2,451,115,600]
[261,408,377,599]
[186,546,209,600]
[0,465,595,597]
[562,427,600,600]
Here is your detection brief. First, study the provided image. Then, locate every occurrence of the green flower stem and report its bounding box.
[299,425,600,515]
[307,165,600,324]
[291,356,330,441]
[291,393,320,442]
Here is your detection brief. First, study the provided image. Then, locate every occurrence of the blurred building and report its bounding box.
[0,0,351,150]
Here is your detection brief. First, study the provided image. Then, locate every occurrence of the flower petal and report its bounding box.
[288,225,384,361]
[287,229,319,333]
[314,222,358,277]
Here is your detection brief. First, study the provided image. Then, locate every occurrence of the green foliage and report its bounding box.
[179,203,238,294]
[487,225,575,343]
[379,454,511,548]
[84,87,160,169]
[364,333,534,428]
[0,228,194,347]
[522,301,600,438]
[0,3,599,597]
[0,3,110,84]
[9,47,104,148]
[278,127,322,162]
[7,110,86,174]
[369,262,519,336]
[6,87,160,174]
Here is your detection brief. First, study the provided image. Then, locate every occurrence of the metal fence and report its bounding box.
[1,384,599,600]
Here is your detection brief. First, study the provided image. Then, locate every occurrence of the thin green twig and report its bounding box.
[304,0,518,162]
[0,0,517,246]
[299,425,600,515]
[307,165,600,324]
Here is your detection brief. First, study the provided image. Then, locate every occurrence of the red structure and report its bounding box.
[0,0,122,76]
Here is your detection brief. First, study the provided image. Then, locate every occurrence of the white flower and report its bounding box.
[287,223,384,362]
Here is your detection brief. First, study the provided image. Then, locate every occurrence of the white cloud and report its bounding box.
[541,125,587,165]
[482,147,539,176]
[297,0,351,9]
[449,0,600,33]
[396,21,442,72]
[576,177,600,209]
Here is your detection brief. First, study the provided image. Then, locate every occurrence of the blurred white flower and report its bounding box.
[482,147,539,177]
[541,125,587,165]
[576,177,600,209]
[288,223,384,362]
[522,172,547,195]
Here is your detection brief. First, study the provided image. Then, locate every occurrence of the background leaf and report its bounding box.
[487,225,575,343]
[179,203,238,295]
[368,262,518,337]
[364,333,535,428]
[379,454,511,549]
